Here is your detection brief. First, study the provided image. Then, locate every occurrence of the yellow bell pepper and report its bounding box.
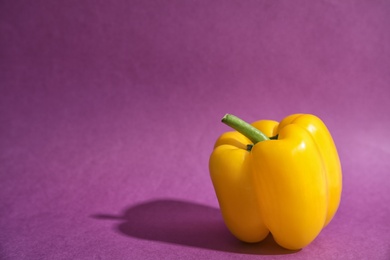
[209,114,342,250]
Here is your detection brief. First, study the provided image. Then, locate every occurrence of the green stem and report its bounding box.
[221,114,270,144]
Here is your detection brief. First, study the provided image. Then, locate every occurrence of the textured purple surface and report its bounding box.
[1,1,389,259]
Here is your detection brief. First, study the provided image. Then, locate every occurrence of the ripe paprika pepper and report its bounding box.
[209,114,342,250]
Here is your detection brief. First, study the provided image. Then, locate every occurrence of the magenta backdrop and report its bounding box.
[1,1,389,259]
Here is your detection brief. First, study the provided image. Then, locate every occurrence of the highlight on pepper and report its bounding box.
[209,113,342,250]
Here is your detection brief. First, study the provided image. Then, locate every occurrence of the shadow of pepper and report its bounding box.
[92,199,299,255]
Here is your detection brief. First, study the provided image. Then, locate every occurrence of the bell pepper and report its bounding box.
[209,113,342,250]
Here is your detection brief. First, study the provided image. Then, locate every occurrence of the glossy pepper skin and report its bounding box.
[209,114,342,250]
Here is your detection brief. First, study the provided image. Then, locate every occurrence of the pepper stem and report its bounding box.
[222,114,270,144]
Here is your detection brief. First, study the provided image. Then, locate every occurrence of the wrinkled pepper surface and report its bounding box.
[209,114,342,250]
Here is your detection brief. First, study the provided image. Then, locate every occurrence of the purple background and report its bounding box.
[1,1,389,259]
